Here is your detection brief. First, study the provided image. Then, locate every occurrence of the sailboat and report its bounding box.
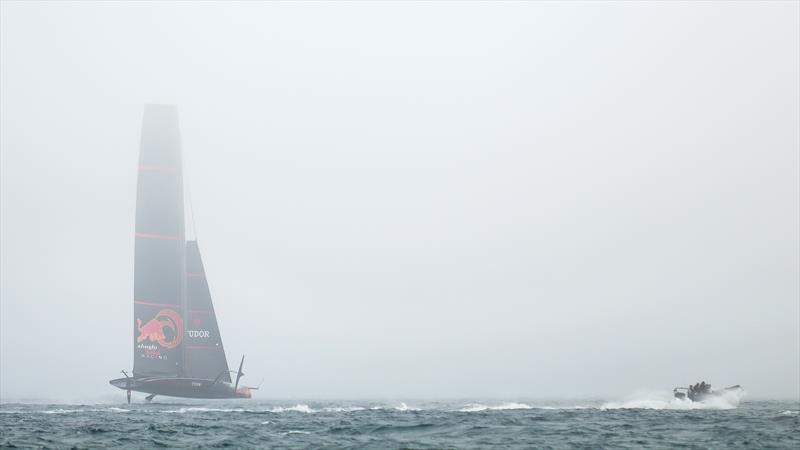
[110,105,253,403]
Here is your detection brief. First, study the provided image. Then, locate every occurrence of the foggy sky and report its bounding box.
[1,2,798,401]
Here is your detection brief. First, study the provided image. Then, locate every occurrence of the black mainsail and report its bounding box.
[111,105,251,401]
[133,104,186,378]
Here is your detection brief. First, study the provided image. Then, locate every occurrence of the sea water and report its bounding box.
[1,392,798,448]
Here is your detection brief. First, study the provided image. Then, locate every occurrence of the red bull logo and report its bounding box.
[136,309,184,349]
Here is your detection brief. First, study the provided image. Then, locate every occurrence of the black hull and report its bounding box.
[109,377,251,399]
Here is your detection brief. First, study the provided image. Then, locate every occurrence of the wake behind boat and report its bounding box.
[673,382,742,402]
[109,105,254,403]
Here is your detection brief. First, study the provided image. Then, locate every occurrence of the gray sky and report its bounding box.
[1,2,798,401]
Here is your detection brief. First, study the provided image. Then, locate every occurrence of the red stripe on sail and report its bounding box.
[135,232,179,240]
[135,300,180,308]
[139,164,176,172]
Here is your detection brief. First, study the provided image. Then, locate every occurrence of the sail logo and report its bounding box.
[136,309,184,349]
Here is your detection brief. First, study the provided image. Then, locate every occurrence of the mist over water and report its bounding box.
[1,0,799,408]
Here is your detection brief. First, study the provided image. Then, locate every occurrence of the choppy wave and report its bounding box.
[31,407,131,414]
[0,395,751,416]
[458,402,592,412]
[267,404,315,413]
[459,402,533,412]
[43,409,86,414]
[393,402,419,411]
[163,405,316,414]
[164,407,246,414]
[323,406,366,412]
[145,404,399,414]
[2,399,797,448]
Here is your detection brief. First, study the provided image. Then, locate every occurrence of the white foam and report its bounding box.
[779,410,799,415]
[394,402,419,411]
[106,407,131,412]
[40,407,131,414]
[268,404,315,413]
[601,389,744,410]
[42,409,81,414]
[164,407,245,414]
[361,402,418,411]
[458,402,593,412]
[459,402,534,412]
[322,406,366,412]
[281,430,311,435]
